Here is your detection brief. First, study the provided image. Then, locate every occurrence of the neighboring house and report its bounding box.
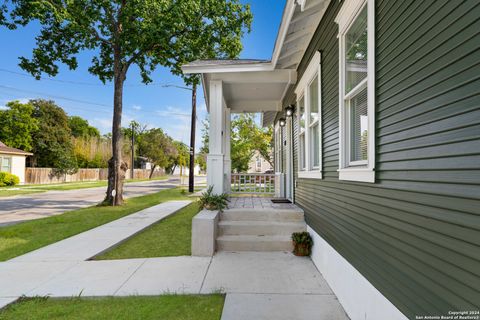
[172,164,201,176]
[183,0,480,318]
[0,141,32,184]
[247,150,272,173]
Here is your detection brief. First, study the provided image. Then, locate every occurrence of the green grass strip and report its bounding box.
[0,176,168,198]
[0,188,191,261]
[95,202,201,260]
[0,295,225,320]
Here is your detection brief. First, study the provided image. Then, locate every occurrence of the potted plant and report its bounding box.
[292,232,313,256]
[199,186,229,211]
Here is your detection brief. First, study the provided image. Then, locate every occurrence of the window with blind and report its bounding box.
[295,51,322,179]
[0,156,12,173]
[336,0,375,183]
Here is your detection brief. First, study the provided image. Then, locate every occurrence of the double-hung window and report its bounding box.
[0,156,12,173]
[295,51,322,179]
[336,0,375,183]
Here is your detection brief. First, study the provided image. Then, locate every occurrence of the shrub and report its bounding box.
[199,186,229,211]
[0,172,20,187]
[291,232,313,256]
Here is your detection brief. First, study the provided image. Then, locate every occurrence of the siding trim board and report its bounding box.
[277,0,480,318]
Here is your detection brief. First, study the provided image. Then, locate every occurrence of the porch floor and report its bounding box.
[228,197,298,210]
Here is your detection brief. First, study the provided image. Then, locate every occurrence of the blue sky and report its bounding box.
[0,1,285,149]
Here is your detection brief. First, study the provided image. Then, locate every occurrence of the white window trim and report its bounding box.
[0,156,12,173]
[274,123,282,173]
[336,0,375,183]
[295,51,322,179]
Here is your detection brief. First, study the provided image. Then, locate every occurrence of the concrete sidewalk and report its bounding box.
[0,200,348,320]
[1,253,348,319]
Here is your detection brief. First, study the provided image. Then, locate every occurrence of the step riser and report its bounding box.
[220,212,304,222]
[217,240,293,252]
[217,207,305,252]
[219,224,306,236]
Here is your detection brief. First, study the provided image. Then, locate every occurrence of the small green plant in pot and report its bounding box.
[292,232,313,256]
[199,186,229,211]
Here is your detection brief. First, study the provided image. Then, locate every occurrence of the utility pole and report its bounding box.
[130,122,135,180]
[161,83,196,193]
[189,83,197,193]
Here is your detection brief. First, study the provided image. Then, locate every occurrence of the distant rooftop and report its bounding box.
[0,140,33,156]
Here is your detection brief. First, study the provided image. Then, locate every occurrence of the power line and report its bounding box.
[0,84,111,108]
[0,67,189,88]
[0,84,200,120]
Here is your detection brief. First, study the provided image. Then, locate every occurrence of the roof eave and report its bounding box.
[0,150,33,156]
[182,62,274,74]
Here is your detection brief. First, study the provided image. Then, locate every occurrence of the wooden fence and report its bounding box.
[25,167,165,185]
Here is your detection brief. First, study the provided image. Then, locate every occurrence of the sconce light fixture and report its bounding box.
[285,104,295,117]
[279,117,286,127]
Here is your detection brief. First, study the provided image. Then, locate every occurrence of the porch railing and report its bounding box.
[231,173,276,194]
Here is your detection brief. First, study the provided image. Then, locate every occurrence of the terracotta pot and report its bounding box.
[293,242,310,256]
[204,204,215,210]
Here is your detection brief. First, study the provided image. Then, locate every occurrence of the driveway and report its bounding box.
[0,177,205,226]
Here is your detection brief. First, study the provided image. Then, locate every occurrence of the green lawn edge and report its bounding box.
[0,295,225,320]
[0,176,169,198]
[94,201,201,260]
[0,187,191,261]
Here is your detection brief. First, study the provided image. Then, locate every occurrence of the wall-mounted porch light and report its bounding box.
[285,104,295,117]
[279,117,286,127]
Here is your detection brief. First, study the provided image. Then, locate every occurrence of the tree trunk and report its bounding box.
[149,164,157,179]
[105,63,127,206]
[188,84,196,193]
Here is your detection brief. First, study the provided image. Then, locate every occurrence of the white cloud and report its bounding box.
[0,105,7,110]
[16,98,31,104]
[132,105,142,110]
[91,118,112,134]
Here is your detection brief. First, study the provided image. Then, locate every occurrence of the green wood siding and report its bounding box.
[280,0,480,318]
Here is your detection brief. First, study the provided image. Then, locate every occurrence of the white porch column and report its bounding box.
[207,80,225,194]
[223,107,231,193]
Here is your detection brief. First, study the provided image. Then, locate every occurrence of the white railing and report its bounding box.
[231,173,276,194]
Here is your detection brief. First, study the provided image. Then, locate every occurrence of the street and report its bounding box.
[0,177,204,226]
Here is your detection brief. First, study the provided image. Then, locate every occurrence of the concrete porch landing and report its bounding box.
[228,196,297,210]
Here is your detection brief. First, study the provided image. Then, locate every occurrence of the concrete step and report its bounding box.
[217,235,293,252]
[218,220,306,236]
[220,208,304,222]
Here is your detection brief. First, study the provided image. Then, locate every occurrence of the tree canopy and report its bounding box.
[30,99,78,174]
[200,113,273,173]
[0,100,39,152]
[68,116,100,138]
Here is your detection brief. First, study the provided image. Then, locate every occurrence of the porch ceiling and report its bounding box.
[204,69,296,113]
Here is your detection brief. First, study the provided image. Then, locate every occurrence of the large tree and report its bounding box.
[2,0,252,205]
[200,114,273,173]
[137,128,176,178]
[0,100,38,152]
[30,99,78,174]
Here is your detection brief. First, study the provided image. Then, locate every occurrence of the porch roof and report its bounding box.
[181,0,330,121]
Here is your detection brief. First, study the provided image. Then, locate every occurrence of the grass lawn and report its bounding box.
[95,201,201,260]
[0,187,192,261]
[0,295,225,320]
[0,176,168,198]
